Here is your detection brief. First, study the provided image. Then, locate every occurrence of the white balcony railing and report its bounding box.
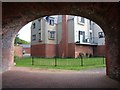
[76,37,99,45]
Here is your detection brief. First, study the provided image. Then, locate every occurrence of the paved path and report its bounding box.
[2,67,120,88]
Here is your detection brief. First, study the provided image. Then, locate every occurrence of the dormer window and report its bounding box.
[78,17,85,25]
[80,17,85,23]
[49,19,54,25]
[45,16,54,26]
[98,32,104,38]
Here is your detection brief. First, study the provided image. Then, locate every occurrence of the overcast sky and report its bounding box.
[18,22,32,42]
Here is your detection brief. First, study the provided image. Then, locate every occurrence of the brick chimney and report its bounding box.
[61,15,68,58]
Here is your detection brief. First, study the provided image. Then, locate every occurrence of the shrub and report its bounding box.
[14,55,20,61]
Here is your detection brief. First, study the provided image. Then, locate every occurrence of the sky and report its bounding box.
[18,22,32,42]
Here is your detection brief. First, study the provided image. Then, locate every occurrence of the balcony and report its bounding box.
[76,37,98,45]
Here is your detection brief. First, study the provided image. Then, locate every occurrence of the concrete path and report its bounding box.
[2,67,120,88]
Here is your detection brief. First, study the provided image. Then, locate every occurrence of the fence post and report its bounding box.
[55,56,57,67]
[80,54,83,66]
[103,56,105,64]
[81,57,83,66]
[32,56,34,65]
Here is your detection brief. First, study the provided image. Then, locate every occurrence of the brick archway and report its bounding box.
[2,2,120,81]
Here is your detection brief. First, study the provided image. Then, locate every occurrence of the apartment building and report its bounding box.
[31,17,57,57]
[31,15,105,58]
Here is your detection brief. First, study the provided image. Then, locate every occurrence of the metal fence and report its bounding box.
[31,56,105,67]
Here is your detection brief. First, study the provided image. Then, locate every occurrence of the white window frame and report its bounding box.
[77,17,85,25]
[98,32,104,38]
[48,31,55,40]
[38,32,42,42]
[32,34,36,41]
[49,19,54,26]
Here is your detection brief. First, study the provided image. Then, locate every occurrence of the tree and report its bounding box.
[14,34,30,45]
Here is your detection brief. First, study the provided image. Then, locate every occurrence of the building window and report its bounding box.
[90,32,92,42]
[38,33,42,42]
[90,20,92,30]
[78,17,85,25]
[33,23,35,29]
[32,34,36,41]
[49,19,54,25]
[80,17,85,23]
[90,32,92,39]
[48,31,55,40]
[78,31,85,42]
[80,31,83,35]
[98,32,104,38]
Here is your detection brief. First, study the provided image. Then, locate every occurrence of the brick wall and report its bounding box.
[68,43,75,58]
[93,45,105,56]
[57,41,65,58]
[23,48,31,54]
[31,44,46,57]
[75,44,93,58]
[14,46,23,58]
[31,44,56,58]
[45,44,56,58]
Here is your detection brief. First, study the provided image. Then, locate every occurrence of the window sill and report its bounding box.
[39,39,42,42]
[78,22,85,26]
[48,38,55,40]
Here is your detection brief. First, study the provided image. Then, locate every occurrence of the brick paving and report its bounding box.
[2,67,120,88]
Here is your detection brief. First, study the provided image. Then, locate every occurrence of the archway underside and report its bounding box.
[2,2,120,81]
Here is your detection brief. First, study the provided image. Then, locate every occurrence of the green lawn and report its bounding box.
[14,57,106,70]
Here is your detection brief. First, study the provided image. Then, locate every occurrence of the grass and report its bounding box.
[14,57,106,70]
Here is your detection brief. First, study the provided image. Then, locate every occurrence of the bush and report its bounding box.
[14,55,20,61]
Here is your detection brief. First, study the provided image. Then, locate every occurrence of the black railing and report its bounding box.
[30,56,105,67]
[14,56,105,68]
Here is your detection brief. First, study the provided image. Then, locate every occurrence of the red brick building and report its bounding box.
[20,44,31,54]
[14,45,23,58]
